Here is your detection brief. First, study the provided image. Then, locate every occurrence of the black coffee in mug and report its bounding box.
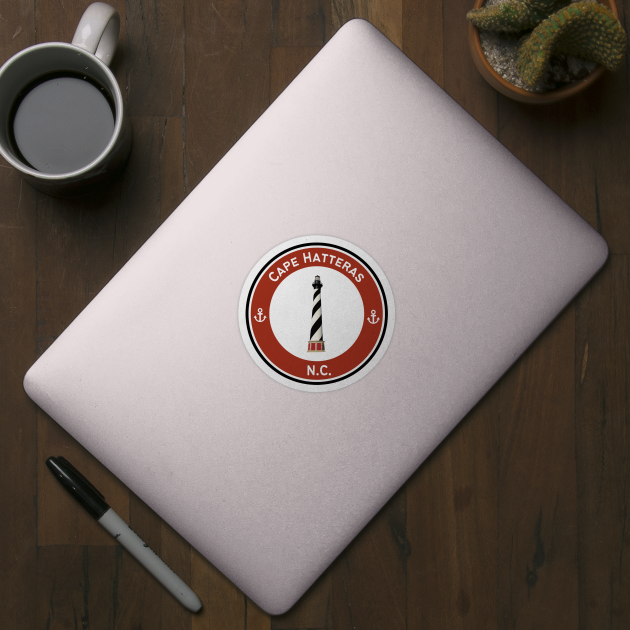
[9,72,115,174]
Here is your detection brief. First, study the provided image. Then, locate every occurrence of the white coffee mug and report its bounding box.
[0,3,132,197]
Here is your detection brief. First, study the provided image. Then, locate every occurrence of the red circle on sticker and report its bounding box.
[245,242,389,386]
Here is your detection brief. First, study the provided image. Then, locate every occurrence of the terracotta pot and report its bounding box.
[468,0,619,103]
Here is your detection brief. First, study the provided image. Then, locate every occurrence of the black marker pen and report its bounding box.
[46,456,202,612]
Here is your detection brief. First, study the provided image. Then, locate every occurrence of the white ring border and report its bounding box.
[238,235,396,393]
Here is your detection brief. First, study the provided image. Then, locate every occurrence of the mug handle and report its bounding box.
[71,2,120,67]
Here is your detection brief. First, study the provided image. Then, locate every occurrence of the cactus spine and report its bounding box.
[467,0,568,33]
[516,1,627,85]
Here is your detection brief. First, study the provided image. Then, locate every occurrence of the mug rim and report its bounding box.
[0,41,125,181]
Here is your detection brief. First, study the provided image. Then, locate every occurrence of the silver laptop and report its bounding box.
[24,19,607,614]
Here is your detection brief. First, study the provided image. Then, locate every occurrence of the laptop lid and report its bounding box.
[24,19,607,614]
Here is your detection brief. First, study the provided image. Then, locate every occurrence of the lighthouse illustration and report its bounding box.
[307,275,325,352]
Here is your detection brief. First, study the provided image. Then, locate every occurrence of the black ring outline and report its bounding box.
[245,241,389,386]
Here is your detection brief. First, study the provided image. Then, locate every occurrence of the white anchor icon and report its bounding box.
[367,310,380,324]
[254,308,267,323]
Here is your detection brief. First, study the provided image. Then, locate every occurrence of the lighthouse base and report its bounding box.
[307,341,325,352]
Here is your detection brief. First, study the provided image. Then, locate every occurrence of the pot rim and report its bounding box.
[468,0,618,103]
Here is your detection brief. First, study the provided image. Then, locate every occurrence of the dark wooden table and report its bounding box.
[1,0,628,628]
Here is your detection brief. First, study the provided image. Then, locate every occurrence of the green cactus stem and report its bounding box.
[467,0,568,33]
[517,1,627,86]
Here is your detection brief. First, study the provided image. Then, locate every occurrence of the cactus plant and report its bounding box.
[467,0,568,33]
[516,1,627,85]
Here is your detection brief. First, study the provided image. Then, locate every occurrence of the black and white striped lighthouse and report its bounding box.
[307,275,325,352]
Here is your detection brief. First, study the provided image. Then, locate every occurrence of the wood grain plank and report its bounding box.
[187,547,270,629]
[331,486,408,630]
[34,188,121,355]
[272,0,331,46]
[126,0,183,117]
[0,5,39,629]
[190,548,247,630]
[407,393,499,629]
[36,545,85,630]
[443,0,497,131]
[583,72,630,254]
[88,546,122,630]
[110,544,148,630]
[496,97,598,225]
[112,116,185,270]
[36,545,118,630]
[0,137,38,630]
[493,72,618,630]
[497,305,578,629]
[247,599,272,630]
[159,117,187,220]
[331,0,402,48]
[184,0,272,192]
[113,536,190,630]
[111,494,192,629]
[0,0,35,56]
[270,47,321,103]
[159,519,196,629]
[493,48,628,254]
[37,417,129,546]
[579,0,629,254]
[402,0,444,88]
[493,38,627,628]
[271,573,332,629]
[576,256,630,629]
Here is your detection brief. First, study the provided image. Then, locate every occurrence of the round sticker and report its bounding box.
[239,236,395,392]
